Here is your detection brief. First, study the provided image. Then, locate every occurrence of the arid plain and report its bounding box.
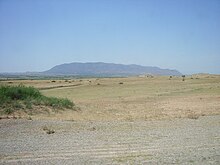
[0,75,220,164]
[1,75,219,121]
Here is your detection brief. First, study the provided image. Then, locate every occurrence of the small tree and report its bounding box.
[182,75,185,81]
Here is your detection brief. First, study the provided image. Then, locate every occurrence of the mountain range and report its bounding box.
[42,62,181,76]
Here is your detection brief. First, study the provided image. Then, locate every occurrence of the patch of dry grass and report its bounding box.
[1,75,220,121]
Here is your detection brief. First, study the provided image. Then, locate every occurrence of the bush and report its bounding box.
[42,96,74,109]
[13,101,23,109]
[4,108,13,114]
[187,113,199,119]
[182,75,186,81]
[42,126,55,134]
[0,85,75,115]
[0,85,41,100]
[25,99,32,109]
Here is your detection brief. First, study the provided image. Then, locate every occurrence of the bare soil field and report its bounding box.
[0,75,220,164]
[0,116,220,164]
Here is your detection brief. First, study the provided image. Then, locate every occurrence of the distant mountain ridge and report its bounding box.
[42,62,182,76]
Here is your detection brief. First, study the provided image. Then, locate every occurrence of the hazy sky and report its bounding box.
[0,0,220,74]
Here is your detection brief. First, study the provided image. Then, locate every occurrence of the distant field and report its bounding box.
[0,75,220,121]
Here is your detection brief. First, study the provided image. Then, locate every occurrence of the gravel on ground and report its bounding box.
[0,115,220,164]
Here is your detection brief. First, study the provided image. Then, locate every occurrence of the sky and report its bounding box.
[0,0,220,74]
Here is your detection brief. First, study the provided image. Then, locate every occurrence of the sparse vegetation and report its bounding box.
[187,112,199,120]
[24,99,33,109]
[1,75,219,120]
[27,116,32,120]
[4,108,14,115]
[0,85,75,115]
[42,125,55,134]
[182,75,186,81]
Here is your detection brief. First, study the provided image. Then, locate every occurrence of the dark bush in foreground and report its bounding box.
[0,85,41,100]
[0,85,74,115]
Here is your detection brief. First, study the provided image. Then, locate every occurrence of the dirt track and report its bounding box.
[0,115,220,164]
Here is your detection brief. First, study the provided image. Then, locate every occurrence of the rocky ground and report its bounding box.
[0,115,220,164]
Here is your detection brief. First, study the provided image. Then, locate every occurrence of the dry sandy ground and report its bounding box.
[0,115,220,164]
[1,76,220,121]
[1,76,219,164]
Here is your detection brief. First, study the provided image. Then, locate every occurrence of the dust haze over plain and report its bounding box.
[0,0,220,74]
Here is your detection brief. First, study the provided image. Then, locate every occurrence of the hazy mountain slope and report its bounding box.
[43,62,182,76]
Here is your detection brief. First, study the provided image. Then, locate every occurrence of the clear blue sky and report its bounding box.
[0,0,220,74]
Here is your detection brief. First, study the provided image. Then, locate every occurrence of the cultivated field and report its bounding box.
[0,75,220,164]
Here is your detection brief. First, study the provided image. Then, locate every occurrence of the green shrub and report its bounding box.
[59,98,74,108]
[25,99,32,109]
[42,96,74,109]
[0,85,41,100]
[0,85,74,115]
[4,108,13,114]
[12,101,23,109]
